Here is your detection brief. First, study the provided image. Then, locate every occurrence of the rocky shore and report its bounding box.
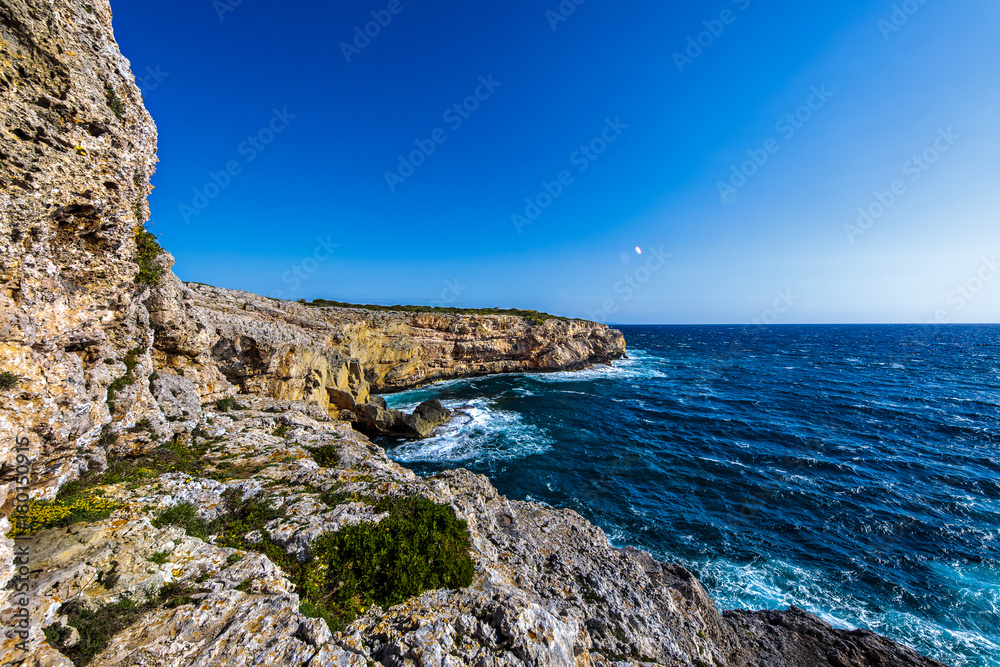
[0,0,945,665]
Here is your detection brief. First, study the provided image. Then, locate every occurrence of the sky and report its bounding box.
[111,0,1000,324]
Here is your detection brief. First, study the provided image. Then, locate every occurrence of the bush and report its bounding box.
[212,489,286,548]
[301,495,474,627]
[134,226,163,286]
[307,444,340,468]
[214,397,244,412]
[48,597,146,666]
[152,491,474,634]
[106,346,144,413]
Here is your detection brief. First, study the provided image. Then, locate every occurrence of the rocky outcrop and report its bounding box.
[0,1,948,666]
[147,277,627,415]
[352,398,453,439]
[6,397,944,667]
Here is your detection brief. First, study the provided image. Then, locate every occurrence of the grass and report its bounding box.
[10,436,214,537]
[134,225,164,286]
[0,371,19,390]
[302,299,568,325]
[152,502,209,539]
[206,460,268,482]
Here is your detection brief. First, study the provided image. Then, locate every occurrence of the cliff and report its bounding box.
[0,1,944,666]
[148,276,627,415]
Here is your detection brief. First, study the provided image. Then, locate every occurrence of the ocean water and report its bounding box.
[378,325,1000,667]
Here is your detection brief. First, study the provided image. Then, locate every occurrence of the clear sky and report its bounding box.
[111,0,1000,324]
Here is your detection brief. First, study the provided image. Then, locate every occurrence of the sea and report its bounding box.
[376,325,1000,667]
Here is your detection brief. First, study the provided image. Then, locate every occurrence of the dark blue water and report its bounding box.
[380,325,1000,667]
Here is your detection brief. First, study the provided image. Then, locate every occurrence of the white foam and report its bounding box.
[388,398,553,465]
[694,557,999,667]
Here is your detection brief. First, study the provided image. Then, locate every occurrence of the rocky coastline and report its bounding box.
[0,0,945,665]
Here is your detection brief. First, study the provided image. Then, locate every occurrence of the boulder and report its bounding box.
[352,399,452,439]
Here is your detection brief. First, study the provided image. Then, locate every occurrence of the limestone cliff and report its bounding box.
[0,1,946,666]
[148,276,627,415]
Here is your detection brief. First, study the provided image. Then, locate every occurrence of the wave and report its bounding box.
[694,557,999,667]
[387,398,553,465]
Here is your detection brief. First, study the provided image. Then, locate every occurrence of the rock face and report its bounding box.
[0,1,947,666]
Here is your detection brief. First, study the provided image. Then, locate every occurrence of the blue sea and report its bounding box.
[379,325,1000,667]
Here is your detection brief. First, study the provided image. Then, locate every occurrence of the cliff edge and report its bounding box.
[0,1,944,666]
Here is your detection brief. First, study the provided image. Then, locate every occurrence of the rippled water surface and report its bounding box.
[379,325,1000,666]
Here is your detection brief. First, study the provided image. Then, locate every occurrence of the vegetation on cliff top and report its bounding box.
[152,490,474,632]
[301,298,571,325]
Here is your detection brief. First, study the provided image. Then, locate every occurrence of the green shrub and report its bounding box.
[307,444,340,468]
[151,491,474,635]
[214,397,244,412]
[0,372,19,390]
[149,550,170,565]
[134,226,163,286]
[301,495,474,627]
[48,597,147,666]
[212,489,286,549]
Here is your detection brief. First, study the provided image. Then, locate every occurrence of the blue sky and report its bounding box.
[112,0,1000,324]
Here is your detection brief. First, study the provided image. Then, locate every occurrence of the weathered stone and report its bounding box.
[151,373,203,432]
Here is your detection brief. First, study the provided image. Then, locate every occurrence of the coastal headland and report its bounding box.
[0,0,944,664]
